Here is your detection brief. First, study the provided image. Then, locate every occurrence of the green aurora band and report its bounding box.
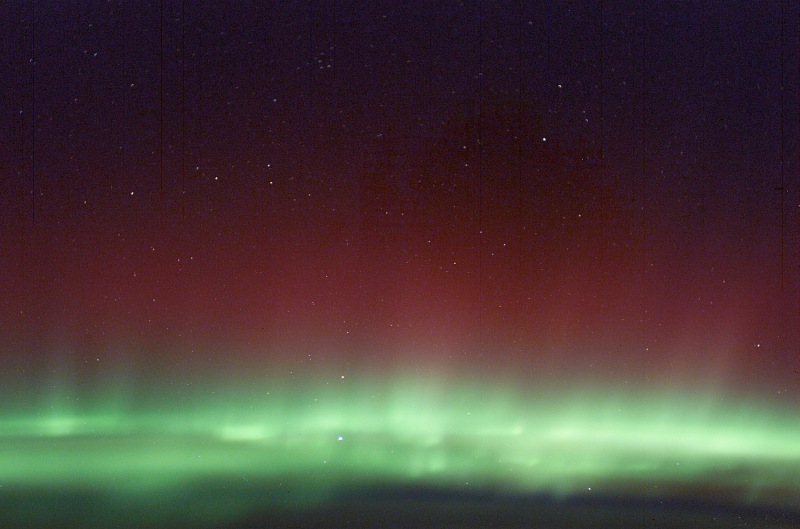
[1,371,799,526]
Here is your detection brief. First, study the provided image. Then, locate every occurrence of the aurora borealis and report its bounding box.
[2,0,800,528]
[1,372,799,527]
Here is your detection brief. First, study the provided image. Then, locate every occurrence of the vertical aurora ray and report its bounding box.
[2,1,799,528]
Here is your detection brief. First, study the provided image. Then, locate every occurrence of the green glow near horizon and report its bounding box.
[1,374,799,526]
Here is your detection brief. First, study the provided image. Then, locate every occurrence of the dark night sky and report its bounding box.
[1,1,798,398]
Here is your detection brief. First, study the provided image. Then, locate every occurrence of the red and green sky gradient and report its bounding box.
[1,1,798,396]
[1,3,800,527]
